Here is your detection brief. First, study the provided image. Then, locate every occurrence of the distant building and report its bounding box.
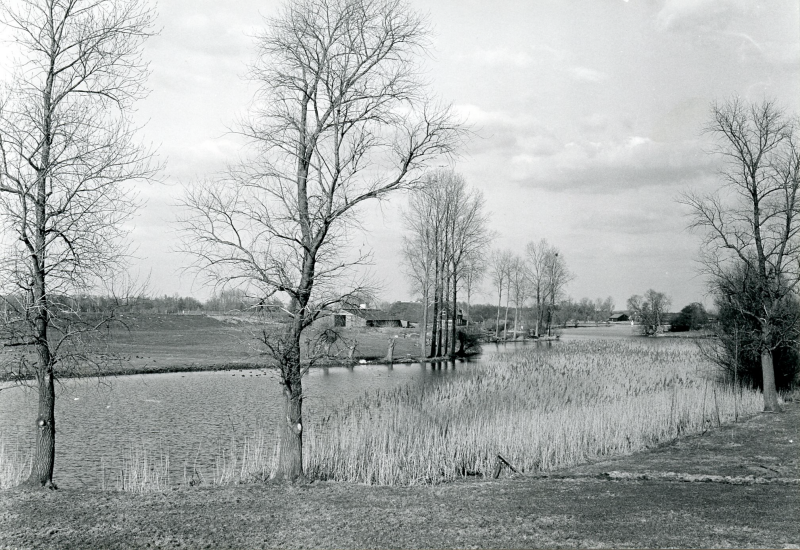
[608,313,630,323]
[334,308,404,328]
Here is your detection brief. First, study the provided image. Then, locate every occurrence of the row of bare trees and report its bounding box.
[488,240,574,339]
[401,169,491,358]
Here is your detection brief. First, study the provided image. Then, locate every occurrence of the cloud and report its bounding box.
[657,0,745,32]
[465,47,535,68]
[510,135,715,194]
[456,104,561,158]
[568,66,608,83]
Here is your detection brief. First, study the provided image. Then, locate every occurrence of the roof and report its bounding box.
[342,308,403,321]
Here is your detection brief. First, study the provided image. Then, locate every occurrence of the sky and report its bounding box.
[40,0,800,309]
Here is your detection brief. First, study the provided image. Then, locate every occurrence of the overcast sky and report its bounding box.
[122,0,800,310]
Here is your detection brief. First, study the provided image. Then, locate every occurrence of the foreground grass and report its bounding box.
[2,403,798,549]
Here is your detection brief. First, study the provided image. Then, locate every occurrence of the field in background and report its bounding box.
[104,314,424,372]
[0,314,429,380]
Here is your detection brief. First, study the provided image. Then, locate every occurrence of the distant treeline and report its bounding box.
[1,288,284,316]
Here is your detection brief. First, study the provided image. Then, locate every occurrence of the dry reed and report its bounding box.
[300,339,762,484]
[0,436,31,489]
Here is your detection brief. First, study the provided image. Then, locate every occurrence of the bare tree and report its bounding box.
[488,249,513,339]
[544,250,573,336]
[402,169,490,357]
[682,98,799,412]
[508,255,530,336]
[627,290,671,336]
[525,239,550,337]
[445,173,491,355]
[525,239,573,337]
[0,0,158,488]
[180,0,461,481]
[460,249,486,325]
[402,172,441,358]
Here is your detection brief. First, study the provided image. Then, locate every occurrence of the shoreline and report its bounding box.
[0,352,482,383]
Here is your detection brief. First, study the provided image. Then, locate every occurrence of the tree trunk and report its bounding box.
[443,272,450,356]
[420,285,428,358]
[430,261,440,358]
[385,339,395,362]
[503,286,510,340]
[27,365,56,488]
[761,349,781,412]
[495,286,502,340]
[276,337,304,481]
[450,274,458,357]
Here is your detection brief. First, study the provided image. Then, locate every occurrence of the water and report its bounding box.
[0,354,500,488]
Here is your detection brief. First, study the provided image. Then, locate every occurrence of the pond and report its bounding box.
[1,342,544,488]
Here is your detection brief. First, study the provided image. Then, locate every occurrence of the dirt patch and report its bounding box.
[2,404,798,548]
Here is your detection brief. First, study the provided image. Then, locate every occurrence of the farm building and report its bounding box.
[608,313,630,322]
[333,308,404,328]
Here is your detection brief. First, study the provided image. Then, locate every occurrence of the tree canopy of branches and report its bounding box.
[708,262,799,391]
[488,248,513,339]
[180,0,461,480]
[627,290,671,336]
[670,302,709,332]
[0,0,158,488]
[525,239,573,337]
[402,169,490,357]
[682,98,800,411]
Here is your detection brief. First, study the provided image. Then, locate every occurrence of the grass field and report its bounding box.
[0,313,430,380]
[108,314,425,369]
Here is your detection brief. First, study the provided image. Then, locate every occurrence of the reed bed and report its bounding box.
[0,436,31,489]
[301,339,763,485]
[101,443,172,492]
[211,431,273,485]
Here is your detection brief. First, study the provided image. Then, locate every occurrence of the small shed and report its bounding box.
[334,308,403,328]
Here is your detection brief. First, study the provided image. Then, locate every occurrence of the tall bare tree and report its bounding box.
[508,255,529,336]
[460,249,487,325]
[402,172,440,357]
[682,98,799,412]
[445,173,491,355]
[525,239,572,337]
[180,0,460,480]
[402,169,490,357]
[488,249,513,339]
[0,0,157,488]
